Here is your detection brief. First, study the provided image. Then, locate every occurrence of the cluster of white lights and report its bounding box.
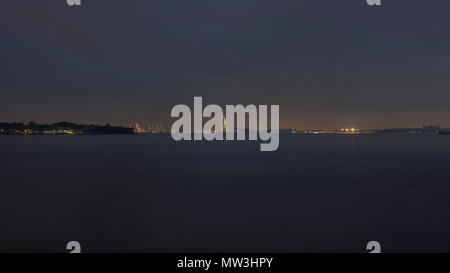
[341,128,358,132]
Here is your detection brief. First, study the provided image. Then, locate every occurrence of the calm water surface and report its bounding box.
[1,135,450,252]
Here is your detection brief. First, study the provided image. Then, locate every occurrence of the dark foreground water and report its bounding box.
[1,134,450,253]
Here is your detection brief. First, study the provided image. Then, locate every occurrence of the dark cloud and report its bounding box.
[1,0,450,129]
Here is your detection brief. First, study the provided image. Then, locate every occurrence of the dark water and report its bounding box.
[1,135,450,253]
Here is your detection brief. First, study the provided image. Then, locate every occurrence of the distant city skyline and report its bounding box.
[0,118,447,132]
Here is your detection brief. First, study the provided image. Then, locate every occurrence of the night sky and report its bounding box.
[1,0,450,129]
